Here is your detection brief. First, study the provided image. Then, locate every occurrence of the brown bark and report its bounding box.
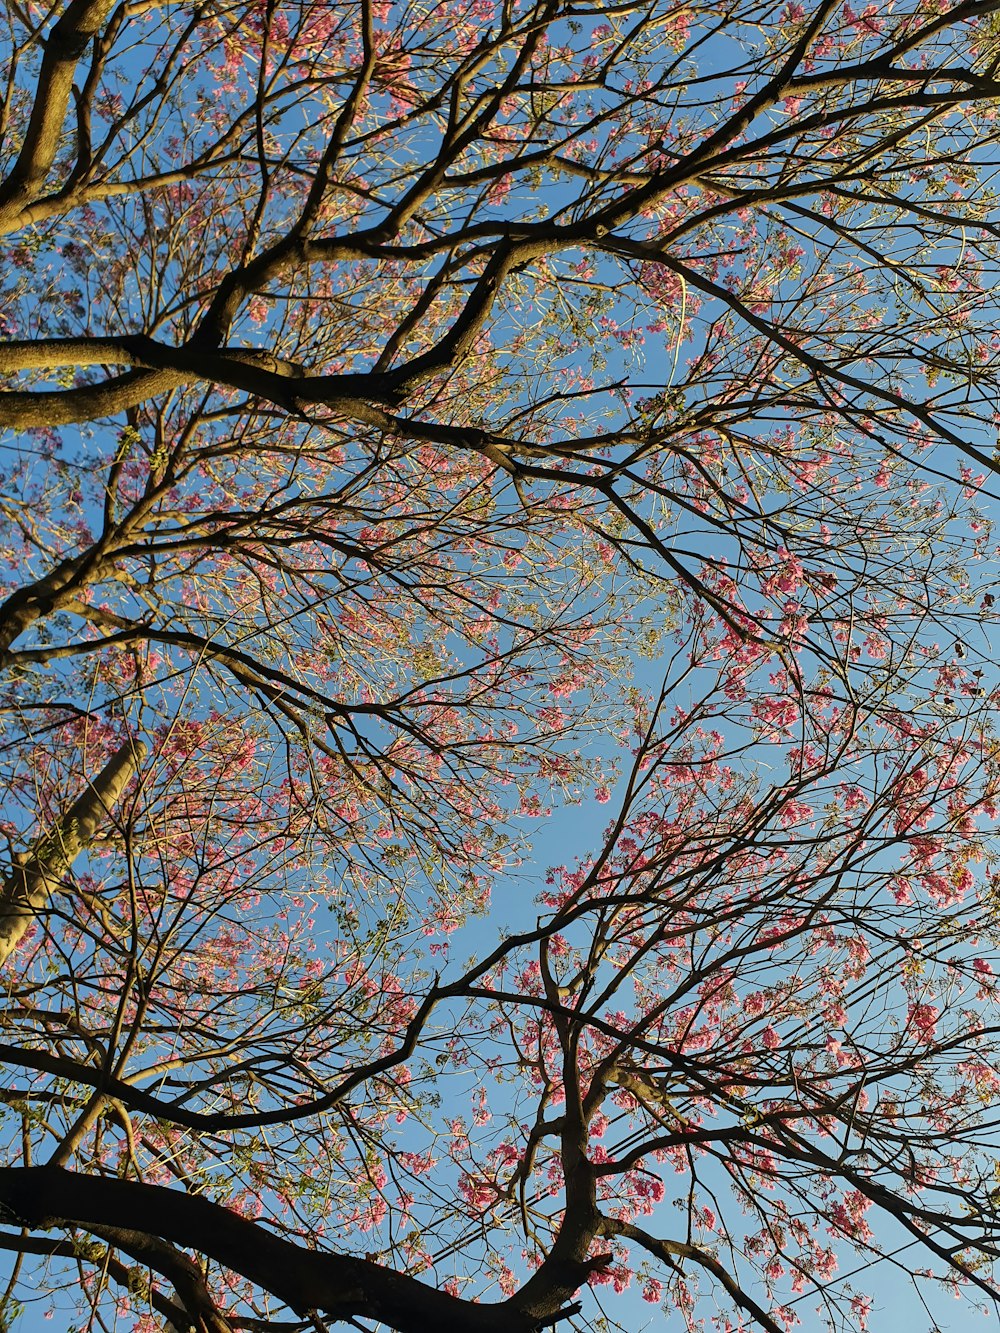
[0,1166,579,1333]
[0,0,120,229]
[0,738,147,967]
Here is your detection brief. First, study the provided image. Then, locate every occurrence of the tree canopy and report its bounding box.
[3,1,1000,1330]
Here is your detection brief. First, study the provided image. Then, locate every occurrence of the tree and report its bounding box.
[2,0,1000,1329]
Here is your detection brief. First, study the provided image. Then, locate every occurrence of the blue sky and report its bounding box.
[5,2,1000,1330]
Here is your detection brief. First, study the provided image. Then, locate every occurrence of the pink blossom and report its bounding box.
[908,1003,939,1043]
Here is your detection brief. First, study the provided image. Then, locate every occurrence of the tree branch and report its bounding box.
[0,1167,557,1333]
[0,737,147,967]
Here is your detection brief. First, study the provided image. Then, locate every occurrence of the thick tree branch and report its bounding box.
[0,1167,575,1333]
[0,737,147,967]
[0,0,120,227]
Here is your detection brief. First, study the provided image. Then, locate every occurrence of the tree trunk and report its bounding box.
[0,738,147,966]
